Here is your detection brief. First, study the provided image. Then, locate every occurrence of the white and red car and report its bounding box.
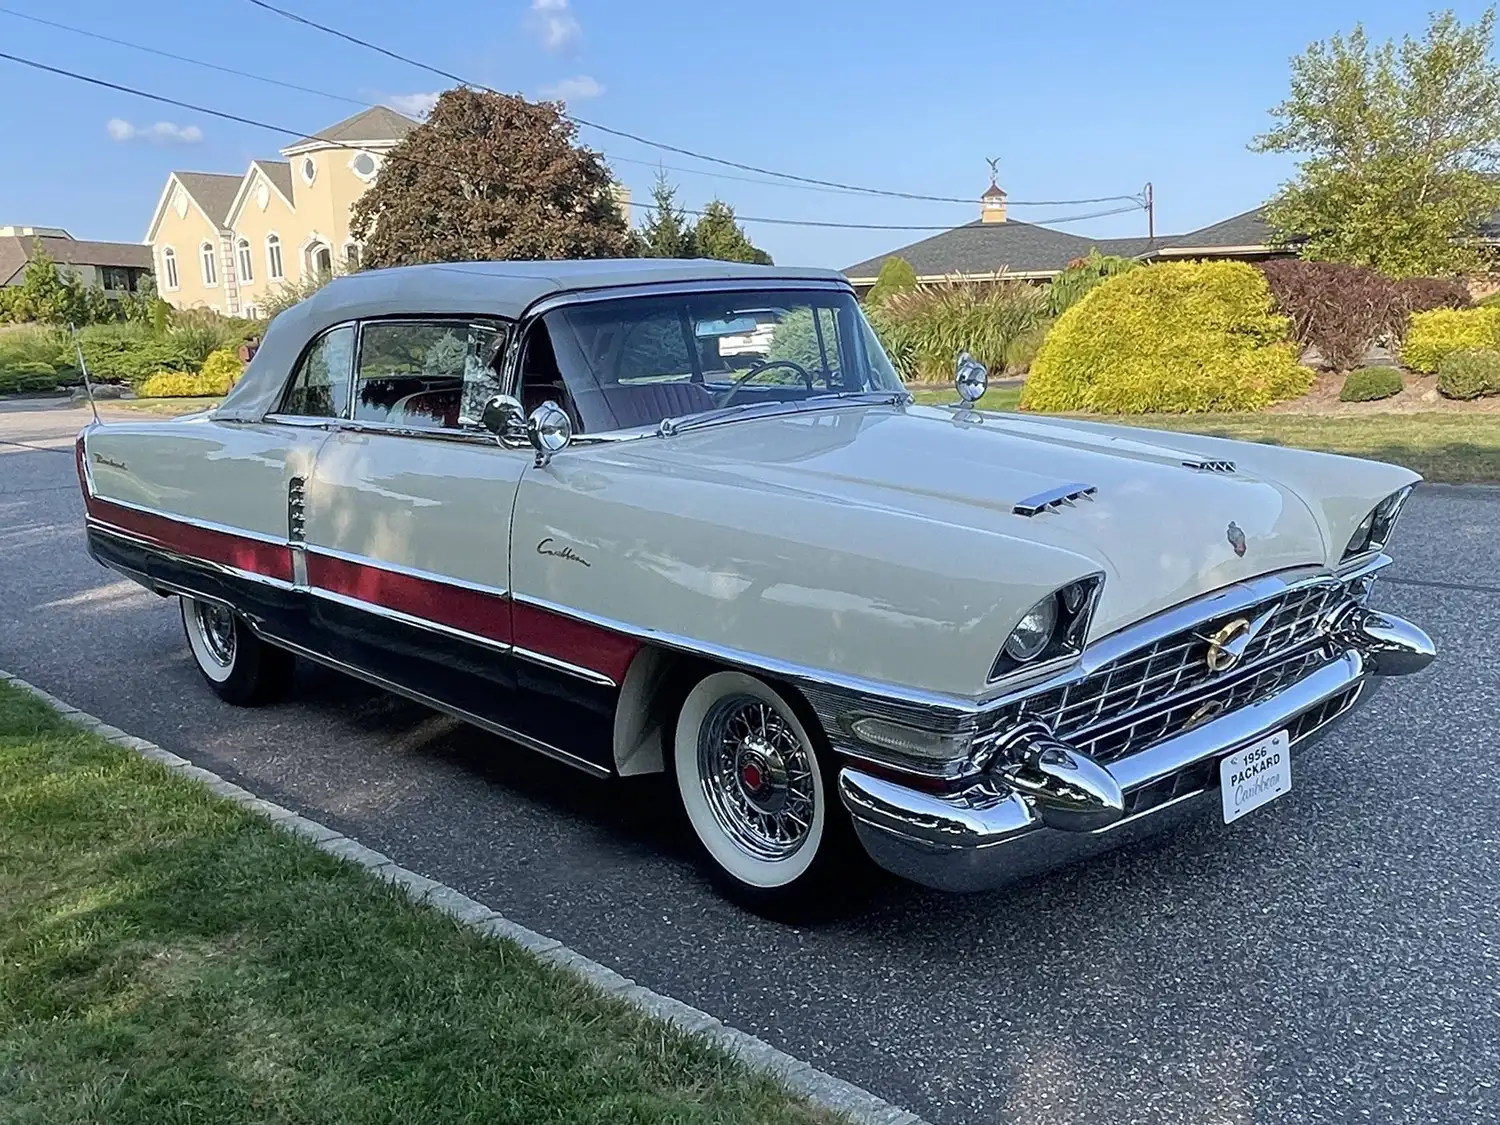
[75,259,1434,908]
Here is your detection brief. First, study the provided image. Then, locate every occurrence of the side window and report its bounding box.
[280,325,355,418]
[353,320,505,431]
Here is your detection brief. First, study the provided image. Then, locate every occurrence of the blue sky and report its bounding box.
[0,0,1488,268]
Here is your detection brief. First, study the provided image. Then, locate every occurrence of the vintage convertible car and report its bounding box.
[75,259,1435,908]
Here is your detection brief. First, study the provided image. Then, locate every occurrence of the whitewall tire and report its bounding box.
[673,670,842,904]
[180,596,294,706]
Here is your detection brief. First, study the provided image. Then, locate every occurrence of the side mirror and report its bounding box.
[527,401,573,467]
[480,394,527,441]
[954,351,988,406]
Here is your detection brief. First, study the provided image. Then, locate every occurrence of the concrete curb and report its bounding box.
[0,669,931,1125]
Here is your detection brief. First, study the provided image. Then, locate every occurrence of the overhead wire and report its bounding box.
[0,49,1143,232]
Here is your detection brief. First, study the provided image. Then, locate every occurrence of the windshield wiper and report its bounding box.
[657,390,910,438]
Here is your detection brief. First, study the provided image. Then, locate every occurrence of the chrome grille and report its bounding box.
[288,477,307,542]
[985,580,1350,765]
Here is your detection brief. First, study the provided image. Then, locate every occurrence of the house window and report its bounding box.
[266,234,284,281]
[162,247,179,290]
[244,304,260,320]
[344,242,361,270]
[200,242,217,286]
[305,242,332,279]
[101,266,130,292]
[350,151,378,181]
[236,238,254,284]
[301,156,317,185]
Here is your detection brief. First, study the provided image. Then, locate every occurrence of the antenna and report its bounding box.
[69,323,102,426]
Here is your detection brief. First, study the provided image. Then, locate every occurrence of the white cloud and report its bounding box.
[386,92,441,117]
[539,75,603,102]
[527,0,580,50]
[106,118,203,144]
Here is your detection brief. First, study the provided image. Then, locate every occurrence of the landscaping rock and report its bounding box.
[71,383,133,401]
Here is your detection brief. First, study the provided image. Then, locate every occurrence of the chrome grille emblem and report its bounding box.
[1203,605,1276,673]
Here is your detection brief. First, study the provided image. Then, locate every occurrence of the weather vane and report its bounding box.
[986,156,1001,187]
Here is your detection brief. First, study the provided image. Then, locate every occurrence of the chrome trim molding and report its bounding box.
[306,586,513,655]
[86,519,295,591]
[1182,458,1236,474]
[1013,482,1098,517]
[511,646,617,688]
[519,277,855,323]
[88,496,290,547]
[251,632,611,780]
[303,543,510,600]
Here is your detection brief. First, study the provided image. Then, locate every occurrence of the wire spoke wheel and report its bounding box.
[698,694,818,861]
[192,600,237,668]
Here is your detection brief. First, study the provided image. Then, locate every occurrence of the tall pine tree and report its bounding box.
[637,171,694,258]
[691,200,772,264]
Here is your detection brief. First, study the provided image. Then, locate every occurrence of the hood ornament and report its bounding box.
[1226,521,1247,557]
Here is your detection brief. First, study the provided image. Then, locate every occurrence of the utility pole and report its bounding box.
[1144,182,1155,240]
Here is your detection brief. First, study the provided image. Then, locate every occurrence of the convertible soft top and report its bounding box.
[214,259,848,423]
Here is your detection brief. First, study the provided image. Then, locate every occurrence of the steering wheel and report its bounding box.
[718,359,816,407]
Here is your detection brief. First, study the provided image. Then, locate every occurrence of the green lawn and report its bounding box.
[0,681,838,1125]
[906,386,1500,483]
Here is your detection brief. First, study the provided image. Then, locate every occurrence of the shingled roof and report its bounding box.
[173,172,244,227]
[1150,207,1277,255]
[0,235,150,286]
[283,106,417,154]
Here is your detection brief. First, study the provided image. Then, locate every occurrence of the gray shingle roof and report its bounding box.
[1156,207,1275,251]
[255,160,294,203]
[287,106,417,150]
[0,235,151,286]
[843,220,1169,281]
[174,171,244,227]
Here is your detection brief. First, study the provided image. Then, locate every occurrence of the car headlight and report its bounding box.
[1344,486,1414,560]
[990,576,1102,681]
[1003,595,1059,661]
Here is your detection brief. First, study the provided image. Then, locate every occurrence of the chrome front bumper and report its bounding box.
[838,611,1434,893]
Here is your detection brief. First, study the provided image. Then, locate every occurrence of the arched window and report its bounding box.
[305,242,332,279]
[343,241,361,270]
[266,234,284,281]
[236,238,254,284]
[200,241,217,286]
[161,246,179,290]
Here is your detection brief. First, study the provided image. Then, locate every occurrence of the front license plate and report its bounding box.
[1220,730,1291,824]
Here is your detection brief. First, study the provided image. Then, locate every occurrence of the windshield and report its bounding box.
[530,288,905,434]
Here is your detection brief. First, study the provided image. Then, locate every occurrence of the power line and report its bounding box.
[239,0,1145,209]
[0,5,367,107]
[0,49,1143,234]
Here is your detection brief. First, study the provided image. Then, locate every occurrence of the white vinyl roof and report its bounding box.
[215,258,850,422]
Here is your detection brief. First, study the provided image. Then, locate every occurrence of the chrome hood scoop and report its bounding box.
[642,404,1332,636]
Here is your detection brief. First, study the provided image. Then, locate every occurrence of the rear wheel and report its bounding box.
[180,596,294,706]
[672,670,861,913]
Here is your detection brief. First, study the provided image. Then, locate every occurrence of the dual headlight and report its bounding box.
[990,576,1101,681]
[1343,486,1414,560]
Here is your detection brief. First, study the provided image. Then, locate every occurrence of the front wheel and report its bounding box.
[672,670,860,913]
[180,596,294,706]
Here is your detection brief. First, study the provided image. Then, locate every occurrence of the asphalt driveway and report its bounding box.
[2,398,1496,1125]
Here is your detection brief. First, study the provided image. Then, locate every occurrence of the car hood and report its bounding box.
[628,403,1332,637]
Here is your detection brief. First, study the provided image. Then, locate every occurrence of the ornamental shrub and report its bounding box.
[1435,349,1500,399]
[166,308,258,369]
[865,256,918,307]
[1022,260,1311,414]
[137,369,231,398]
[1402,307,1500,372]
[0,361,61,394]
[1047,250,1140,317]
[75,322,193,385]
[198,346,245,391]
[1396,276,1472,313]
[1258,260,1405,371]
[873,277,1048,382]
[1338,366,1404,402]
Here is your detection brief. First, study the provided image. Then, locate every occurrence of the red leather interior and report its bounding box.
[390,389,461,428]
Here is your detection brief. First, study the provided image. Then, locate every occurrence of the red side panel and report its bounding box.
[86,497,294,583]
[306,552,513,646]
[511,599,641,684]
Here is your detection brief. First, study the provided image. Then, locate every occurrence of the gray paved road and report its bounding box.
[3,398,1496,1125]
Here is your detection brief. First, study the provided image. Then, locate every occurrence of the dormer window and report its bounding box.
[301,156,317,185]
[350,151,379,181]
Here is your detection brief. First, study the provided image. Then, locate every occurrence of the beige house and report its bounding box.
[144,106,418,317]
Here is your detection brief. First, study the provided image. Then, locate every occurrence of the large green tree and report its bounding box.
[1252,8,1500,276]
[690,200,773,264]
[637,170,694,258]
[351,88,632,266]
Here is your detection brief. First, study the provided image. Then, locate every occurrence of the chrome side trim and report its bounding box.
[518,277,855,321]
[306,586,514,655]
[248,631,612,780]
[303,543,510,599]
[512,646,617,688]
[88,495,289,546]
[86,519,295,591]
[1013,482,1098,517]
[333,419,507,446]
[262,414,334,429]
[1182,458,1236,474]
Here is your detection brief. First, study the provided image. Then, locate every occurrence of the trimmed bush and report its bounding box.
[1023,260,1312,414]
[0,361,61,395]
[137,369,231,398]
[1339,366,1404,402]
[1397,277,1472,313]
[75,322,193,385]
[1435,349,1500,400]
[198,346,245,390]
[871,277,1048,382]
[1402,307,1500,372]
[865,256,918,307]
[1258,260,1405,371]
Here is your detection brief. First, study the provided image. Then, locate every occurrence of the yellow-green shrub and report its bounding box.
[1022,260,1312,414]
[1436,349,1500,399]
[138,369,227,398]
[1401,307,1500,372]
[198,346,245,390]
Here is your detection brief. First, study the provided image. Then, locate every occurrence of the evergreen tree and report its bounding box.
[638,171,694,258]
[691,200,773,264]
